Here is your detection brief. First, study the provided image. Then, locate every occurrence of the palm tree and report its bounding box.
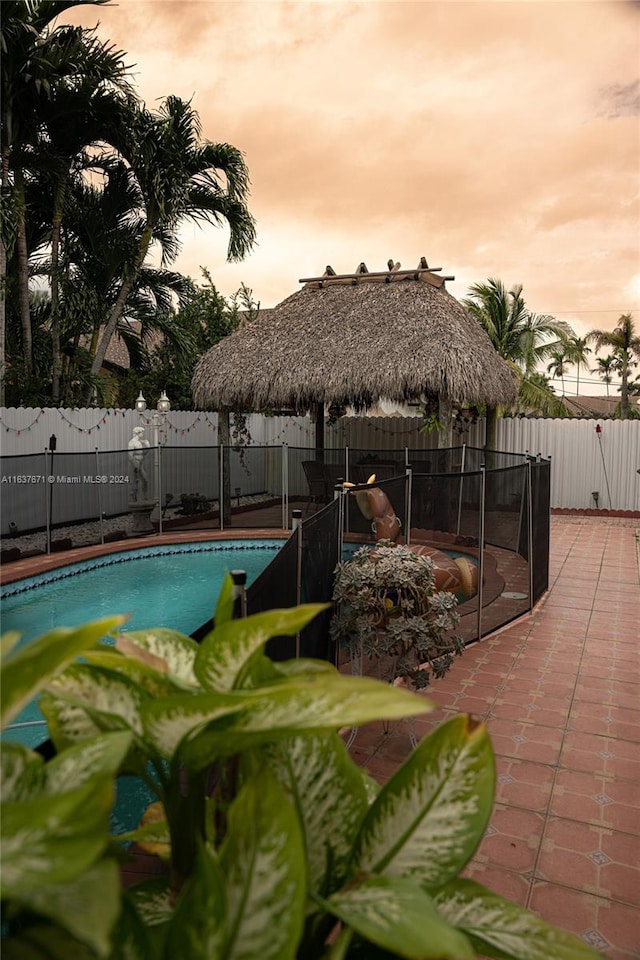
[588,314,640,419]
[546,347,571,396]
[592,354,617,396]
[89,96,256,380]
[566,335,591,394]
[463,278,574,447]
[1,0,110,396]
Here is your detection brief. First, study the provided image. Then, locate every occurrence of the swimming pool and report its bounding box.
[1,539,282,746]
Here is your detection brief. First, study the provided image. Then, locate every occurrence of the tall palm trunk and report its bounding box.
[485,406,498,451]
[619,354,629,420]
[89,225,152,381]
[50,174,67,404]
[15,171,32,374]
[0,145,10,405]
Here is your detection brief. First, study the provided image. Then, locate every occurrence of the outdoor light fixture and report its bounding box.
[135,392,147,413]
[592,491,599,508]
[157,391,171,414]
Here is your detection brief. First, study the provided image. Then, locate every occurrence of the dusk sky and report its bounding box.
[63,0,639,393]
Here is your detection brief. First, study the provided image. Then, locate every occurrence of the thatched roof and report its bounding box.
[192,259,517,412]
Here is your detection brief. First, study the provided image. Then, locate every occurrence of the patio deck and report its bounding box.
[349,515,640,960]
[2,515,638,957]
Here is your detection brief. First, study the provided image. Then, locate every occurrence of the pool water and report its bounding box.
[1,540,281,746]
[1,539,283,837]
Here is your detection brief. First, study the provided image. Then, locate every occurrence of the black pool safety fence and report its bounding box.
[1,443,551,641]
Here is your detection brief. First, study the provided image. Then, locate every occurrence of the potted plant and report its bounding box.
[1,584,603,959]
[331,542,464,690]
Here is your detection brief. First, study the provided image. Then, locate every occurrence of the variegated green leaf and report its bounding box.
[115,628,199,687]
[45,663,146,736]
[140,693,246,759]
[433,878,605,960]
[126,876,174,929]
[270,657,338,679]
[263,733,368,893]
[40,690,105,751]
[164,841,226,960]
[180,674,433,770]
[1,742,45,803]
[194,605,328,692]
[220,770,305,960]
[350,715,495,889]
[361,768,381,804]
[1,617,125,729]
[116,818,170,848]
[44,731,132,794]
[84,649,185,697]
[1,775,114,895]
[1,630,21,661]
[214,572,235,627]
[110,893,162,960]
[319,875,475,959]
[13,859,121,958]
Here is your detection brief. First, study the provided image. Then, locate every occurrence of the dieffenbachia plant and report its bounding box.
[1,579,604,960]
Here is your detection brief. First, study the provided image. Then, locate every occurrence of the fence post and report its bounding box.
[405,466,412,546]
[44,448,51,554]
[295,519,303,659]
[456,443,467,536]
[527,458,534,611]
[291,508,302,532]
[345,445,349,483]
[95,448,104,545]
[219,443,224,532]
[477,464,486,643]
[282,443,288,529]
[157,444,163,536]
[230,569,247,618]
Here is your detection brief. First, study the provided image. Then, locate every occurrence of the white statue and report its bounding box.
[128,426,150,500]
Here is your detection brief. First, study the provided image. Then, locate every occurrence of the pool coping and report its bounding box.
[0,529,289,586]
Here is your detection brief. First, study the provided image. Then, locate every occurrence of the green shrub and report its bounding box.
[1,584,603,959]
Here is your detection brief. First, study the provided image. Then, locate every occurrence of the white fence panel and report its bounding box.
[497,418,640,512]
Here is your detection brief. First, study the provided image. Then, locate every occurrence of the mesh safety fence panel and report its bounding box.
[247,530,300,661]
[44,451,106,546]
[287,446,347,519]
[530,459,550,604]
[159,445,221,532]
[0,452,50,537]
[299,496,342,661]
[225,445,283,528]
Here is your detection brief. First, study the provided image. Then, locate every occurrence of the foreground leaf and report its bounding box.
[263,732,368,893]
[115,628,199,687]
[194,604,328,692]
[433,878,606,960]
[2,923,97,960]
[13,859,121,958]
[319,875,474,959]
[1,742,45,803]
[350,715,494,889]
[45,663,145,737]
[164,841,226,960]
[220,770,305,960]
[179,675,433,770]
[1,617,124,728]
[43,731,132,794]
[1,775,114,895]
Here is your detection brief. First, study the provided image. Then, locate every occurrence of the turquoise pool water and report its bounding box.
[2,539,283,835]
[2,540,281,747]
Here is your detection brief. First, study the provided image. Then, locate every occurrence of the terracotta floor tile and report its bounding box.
[528,882,640,959]
[489,698,570,727]
[568,704,640,743]
[494,757,555,812]
[584,639,639,662]
[549,769,640,835]
[538,818,640,908]
[560,730,640,782]
[462,861,531,907]
[475,804,544,873]
[487,718,563,764]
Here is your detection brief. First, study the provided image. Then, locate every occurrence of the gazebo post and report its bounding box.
[438,395,453,449]
[314,401,325,461]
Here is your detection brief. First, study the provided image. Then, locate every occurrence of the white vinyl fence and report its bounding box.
[1,407,639,537]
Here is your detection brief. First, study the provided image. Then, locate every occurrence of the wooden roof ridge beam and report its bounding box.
[300,265,447,284]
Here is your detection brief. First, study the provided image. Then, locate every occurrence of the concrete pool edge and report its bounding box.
[0,529,289,586]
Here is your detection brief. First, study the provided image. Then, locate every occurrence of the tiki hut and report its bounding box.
[192,257,517,448]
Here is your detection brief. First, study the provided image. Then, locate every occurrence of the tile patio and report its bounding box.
[350,516,640,959]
